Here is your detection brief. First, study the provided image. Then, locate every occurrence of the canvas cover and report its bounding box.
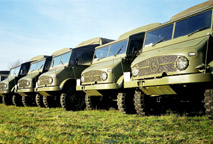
[118,23,161,40]
[171,0,213,21]
[30,55,49,62]
[75,37,114,48]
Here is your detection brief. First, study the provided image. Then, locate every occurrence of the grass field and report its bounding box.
[0,104,212,144]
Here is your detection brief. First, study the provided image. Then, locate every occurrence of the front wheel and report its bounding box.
[134,90,149,116]
[35,94,45,107]
[85,95,105,110]
[60,91,86,111]
[204,89,213,120]
[12,95,23,106]
[117,92,136,114]
[22,95,35,107]
[3,95,13,106]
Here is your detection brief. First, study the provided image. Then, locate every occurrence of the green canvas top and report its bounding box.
[30,55,49,62]
[171,0,213,21]
[118,23,161,40]
[51,48,72,56]
[75,37,114,48]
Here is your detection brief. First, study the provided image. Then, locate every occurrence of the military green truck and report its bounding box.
[76,23,160,113]
[0,71,9,103]
[35,38,113,110]
[14,55,52,107]
[0,62,30,105]
[124,1,213,119]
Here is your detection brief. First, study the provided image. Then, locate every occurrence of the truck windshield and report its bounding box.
[51,52,72,67]
[9,66,21,76]
[29,60,45,72]
[174,10,212,38]
[94,39,128,61]
[145,24,173,47]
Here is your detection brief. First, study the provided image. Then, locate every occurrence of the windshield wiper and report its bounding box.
[115,46,124,56]
[188,26,209,36]
[152,37,166,46]
[39,64,44,70]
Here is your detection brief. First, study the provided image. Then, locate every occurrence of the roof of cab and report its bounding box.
[0,71,9,75]
[75,37,114,48]
[51,48,72,56]
[118,23,161,40]
[30,55,50,62]
[170,0,213,21]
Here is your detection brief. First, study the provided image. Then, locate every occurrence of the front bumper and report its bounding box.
[76,83,119,91]
[124,73,213,88]
[35,86,61,96]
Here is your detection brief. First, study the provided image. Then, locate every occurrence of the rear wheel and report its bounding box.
[35,94,45,107]
[3,95,13,105]
[60,90,86,111]
[12,95,23,106]
[117,92,136,114]
[204,89,213,120]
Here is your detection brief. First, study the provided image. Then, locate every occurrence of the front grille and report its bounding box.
[0,83,5,89]
[137,55,178,77]
[18,79,28,87]
[83,70,103,83]
[39,76,51,85]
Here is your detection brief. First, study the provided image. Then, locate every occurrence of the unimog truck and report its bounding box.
[76,23,160,113]
[0,62,30,105]
[0,71,9,103]
[124,0,213,119]
[14,55,52,107]
[35,38,113,110]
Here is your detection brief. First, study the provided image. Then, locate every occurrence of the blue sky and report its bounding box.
[0,0,207,70]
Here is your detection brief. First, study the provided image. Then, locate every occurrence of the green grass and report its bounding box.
[0,104,212,144]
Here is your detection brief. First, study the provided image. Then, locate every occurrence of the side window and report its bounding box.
[77,52,94,65]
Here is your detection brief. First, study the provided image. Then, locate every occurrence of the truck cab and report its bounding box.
[0,71,9,103]
[14,55,52,107]
[35,38,113,110]
[77,23,160,113]
[124,1,213,118]
[0,62,30,105]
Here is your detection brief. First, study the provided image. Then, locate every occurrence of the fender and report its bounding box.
[116,75,124,89]
[11,85,16,93]
[59,78,76,90]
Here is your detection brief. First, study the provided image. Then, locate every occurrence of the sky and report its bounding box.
[0,0,207,70]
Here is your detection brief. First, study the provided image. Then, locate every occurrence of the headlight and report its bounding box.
[176,56,189,70]
[4,84,7,88]
[26,81,30,86]
[132,66,139,77]
[81,76,85,83]
[17,83,20,87]
[38,80,40,85]
[101,72,108,81]
[48,77,53,84]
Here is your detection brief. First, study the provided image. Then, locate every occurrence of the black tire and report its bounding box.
[3,95,13,105]
[204,89,213,120]
[22,95,35,107]
[85,95,104,110]
[12,95,23,106]
[0,97,2,103]
[134,90,148,116]
[35,94,45,107]
[43,96,56,108]
[117,92,136,114]
[60,90,86,111]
